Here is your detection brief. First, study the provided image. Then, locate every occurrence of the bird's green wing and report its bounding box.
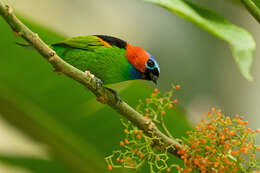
[50,36,131,84]
[52,36,105,50]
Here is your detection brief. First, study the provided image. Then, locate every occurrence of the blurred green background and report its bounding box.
[0,0,259,172]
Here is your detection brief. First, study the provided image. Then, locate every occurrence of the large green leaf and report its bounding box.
[0,85,106,173]
[0,154,71,173]
[146,0,256,81]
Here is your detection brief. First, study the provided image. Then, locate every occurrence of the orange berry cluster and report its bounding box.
[105,119,173,172]
[106,86,259,173]
[142,85,180,122]
[106,85,181,172]
[177,109,260,173]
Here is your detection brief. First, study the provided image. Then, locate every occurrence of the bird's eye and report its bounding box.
[147,59,155,68]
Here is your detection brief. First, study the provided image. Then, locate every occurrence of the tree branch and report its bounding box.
[0,1,181,157]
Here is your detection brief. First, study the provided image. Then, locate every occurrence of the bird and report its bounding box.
[18,35,160,102]
[50,35,160,85]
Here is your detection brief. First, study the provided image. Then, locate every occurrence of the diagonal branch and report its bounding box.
[0,0,181,157]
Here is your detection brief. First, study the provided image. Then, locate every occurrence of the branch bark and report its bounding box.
[0,1,181,157]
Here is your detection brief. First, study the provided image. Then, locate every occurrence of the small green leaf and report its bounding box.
[146,0,256,81]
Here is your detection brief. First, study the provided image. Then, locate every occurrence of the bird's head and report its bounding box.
[126,44,160,84]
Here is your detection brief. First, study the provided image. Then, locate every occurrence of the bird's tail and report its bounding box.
[16,42,34,49]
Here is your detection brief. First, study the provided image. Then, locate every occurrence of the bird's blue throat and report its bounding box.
[130,65,142,79]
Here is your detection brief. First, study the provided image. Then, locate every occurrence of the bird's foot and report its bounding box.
[84,71,121,104]
[104,87,122,105]
[94,76,103,90]
[84,70,103,90]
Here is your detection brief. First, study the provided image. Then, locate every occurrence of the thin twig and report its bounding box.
[241,0,260,23]
[0,0,181,157]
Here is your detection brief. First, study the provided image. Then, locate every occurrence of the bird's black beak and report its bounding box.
[144,68,159,85]
[149,72,158,85]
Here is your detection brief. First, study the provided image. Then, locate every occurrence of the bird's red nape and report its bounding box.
[126,43,149,72]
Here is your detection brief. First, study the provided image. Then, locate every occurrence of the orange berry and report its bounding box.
[214,162,219,168]
[120,159,124,164]
[136,135,141,140]
[175,85,181,90]
[124,138,129,144]
[120,141,124,146]
[241,147,247,154]
[124,129,128,133]
[132,149,137,153]
[185,168,192,172]
[151,93,156,97]
[167,168,171,172]
[224,128,228,133]
[194,158,199,165]
[126,157,131,162]
[237,119,244,125]
[229,131,236,136]
[173,99,178,104]
[205,146,211,150]
[250,154,255,158]
[161,111,166,115]
[243,121,248,125]
[226,117,232,124]
[176,165,181,170]
[108,165,112,171]
[156,156,160,161]
[255,129,260,133]
[225,166,229,171]
[130,163,134,167]
[211,107,216,112]
[154,88,159,93]
[134,129,138,134]
[256,147,260,151]
[224,143,230,150]
[168,104,173,108]
[139,153,144,158]
[116,157,120,162]
[145,98,150,103]
[139,130,143,135]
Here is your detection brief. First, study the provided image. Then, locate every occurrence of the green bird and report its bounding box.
[51,35,160,84]
[18,35,160,100]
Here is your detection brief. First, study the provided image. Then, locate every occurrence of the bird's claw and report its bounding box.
[84,71,121,104]
[84,70,103,90]
[104,87,122,105]
[94,76,103,90]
